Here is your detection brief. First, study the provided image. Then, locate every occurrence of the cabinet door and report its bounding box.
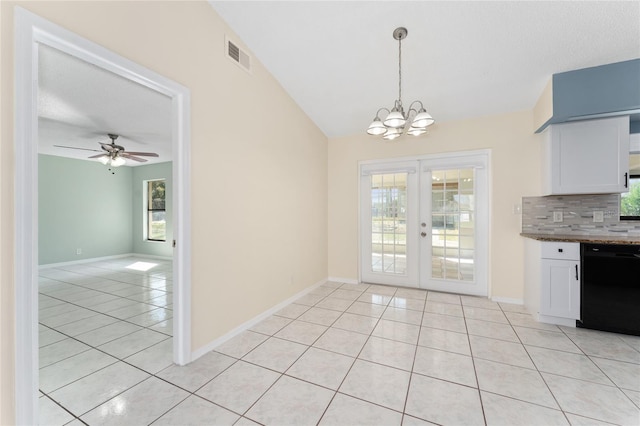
[540,259,580,319]
[547,116,629,194]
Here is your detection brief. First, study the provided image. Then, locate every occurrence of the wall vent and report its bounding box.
[225,36,251,73]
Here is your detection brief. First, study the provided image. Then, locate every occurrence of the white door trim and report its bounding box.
[357,150,491,295]
[359,161,419,287]
[419,153,490,296]
[14,8,192,424]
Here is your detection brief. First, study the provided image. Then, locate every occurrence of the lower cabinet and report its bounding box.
[525,239,580,326]
[540,258,580,319]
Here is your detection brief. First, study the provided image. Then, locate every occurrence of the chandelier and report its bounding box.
[366,27,435,140]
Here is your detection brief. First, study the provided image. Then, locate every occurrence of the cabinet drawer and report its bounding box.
[541,242,580,260]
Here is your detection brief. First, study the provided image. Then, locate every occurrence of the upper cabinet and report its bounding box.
[542,116,630,195]
[534,59,640,133]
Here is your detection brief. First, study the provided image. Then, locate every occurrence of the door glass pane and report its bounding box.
[370,173,407,275]
[431,168,475,282]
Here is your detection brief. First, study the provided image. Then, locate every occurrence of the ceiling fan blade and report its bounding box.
[54,145,102,153]
[88,154,108,159]
[124,151,159,157]
[121,153,148,162]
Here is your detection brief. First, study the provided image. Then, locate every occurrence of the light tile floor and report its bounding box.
[39,258,640,425]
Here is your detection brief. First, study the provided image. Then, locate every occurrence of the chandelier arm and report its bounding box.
[375,107,391,119]
[408,100,425,112]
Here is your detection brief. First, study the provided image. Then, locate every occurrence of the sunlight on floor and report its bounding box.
[126,261,158,272]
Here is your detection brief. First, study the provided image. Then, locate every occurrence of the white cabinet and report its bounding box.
[524,240,580,326]
[543,116,629,195]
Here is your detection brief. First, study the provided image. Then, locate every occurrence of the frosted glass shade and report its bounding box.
[412,111,434,128]
[383,127,401,140]
[383,110,406,128]
[407,127,427,136]
[111,157,126,167]
[367,118,387,135]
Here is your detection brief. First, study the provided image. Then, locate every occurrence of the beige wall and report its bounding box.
[0,2,328,423]
[328,111,542,300]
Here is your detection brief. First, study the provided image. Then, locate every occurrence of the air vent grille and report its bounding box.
[226,37,251,73]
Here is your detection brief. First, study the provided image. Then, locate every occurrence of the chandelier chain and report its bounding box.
[398,35,402,104]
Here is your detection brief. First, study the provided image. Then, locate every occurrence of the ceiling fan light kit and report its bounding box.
[367,27,435,140]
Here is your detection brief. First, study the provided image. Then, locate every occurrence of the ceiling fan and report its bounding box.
[54,133,159,167]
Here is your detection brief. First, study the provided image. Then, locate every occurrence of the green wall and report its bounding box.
[38,155,172,264]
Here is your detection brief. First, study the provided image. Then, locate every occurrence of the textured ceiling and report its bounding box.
[210,1,640,138]
[38,44,172,166]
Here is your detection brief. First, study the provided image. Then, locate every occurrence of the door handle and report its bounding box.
[575,264,579,281]
[625,172,628,188]
[421,232,427,237]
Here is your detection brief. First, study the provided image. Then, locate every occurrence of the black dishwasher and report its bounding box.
[580,243,640,336]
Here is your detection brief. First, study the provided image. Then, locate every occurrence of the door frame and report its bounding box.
[359,161,420,287]
[14,8,192,424]
[358,150,491,294]
[419,153,490,296]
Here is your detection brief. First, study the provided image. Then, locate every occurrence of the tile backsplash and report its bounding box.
[522,194,640,236]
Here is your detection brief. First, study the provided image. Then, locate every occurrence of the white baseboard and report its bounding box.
[327,276,359,285]
[38,252,172,269]
[191,277,328,361]
[491,296,524,305]
[39,253,134,269]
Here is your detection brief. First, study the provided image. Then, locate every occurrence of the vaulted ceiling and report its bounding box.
[210,1,640,138]
[38,2,640,166]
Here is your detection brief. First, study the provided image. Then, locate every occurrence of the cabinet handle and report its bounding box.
[575,264,579,281]
[625,172,628,188]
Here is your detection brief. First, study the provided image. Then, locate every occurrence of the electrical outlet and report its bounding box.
[593,211,604,223]
[76,248,82,255]
[553,211,563,222]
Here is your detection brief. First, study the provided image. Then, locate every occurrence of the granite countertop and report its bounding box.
[521,233,640,245]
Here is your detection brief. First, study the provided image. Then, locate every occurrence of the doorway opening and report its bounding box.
[15,8,191,424]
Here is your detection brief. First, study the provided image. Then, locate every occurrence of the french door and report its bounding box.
[360,152,489,296]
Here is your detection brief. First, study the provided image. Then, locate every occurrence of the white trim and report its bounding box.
[327,276,359,285]
[359,160,420,287]
[191,278,327,361]
[38,253,172,269]
[491,296,524,305]
[357,150,491,296]
[419,152,490,296]
[14,8,191,424]
[358,149,492,167]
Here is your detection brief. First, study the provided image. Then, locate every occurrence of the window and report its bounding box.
[621,175,640,220]
[147,179,166,241]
